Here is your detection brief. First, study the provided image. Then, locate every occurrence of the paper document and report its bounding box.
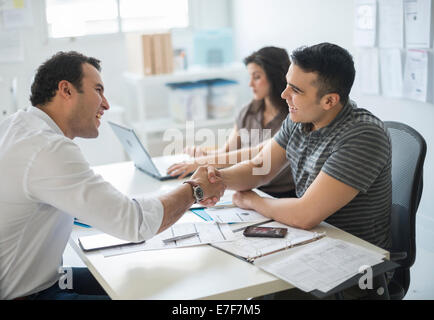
[254,237,384,293]
[101,222,235,257]
[380,49,403,97]
[357,48,380,94]
[354,0,377,47]
[0,30,23,63]
[205,206,269,224]
[379,0,404,48]
[212,221,321,261]
[403,49,428,102]
[404,0,431,48]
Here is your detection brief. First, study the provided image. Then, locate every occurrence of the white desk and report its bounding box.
[69,161,389,300]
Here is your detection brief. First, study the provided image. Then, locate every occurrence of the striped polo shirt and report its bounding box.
[274,100,392,249]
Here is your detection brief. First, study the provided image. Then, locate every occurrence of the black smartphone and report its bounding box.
[243,226,288,238]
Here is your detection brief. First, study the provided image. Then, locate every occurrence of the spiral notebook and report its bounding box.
[211,220,325,263]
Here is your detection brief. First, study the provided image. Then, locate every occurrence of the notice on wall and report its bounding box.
[380,49,403,98]
[404,0,431,48]
[357,48,380,95]
[354,0,377,47]
[0,0,33,29]
[403,49,428,102]
[379,0,404,48]
[0,29,23,62]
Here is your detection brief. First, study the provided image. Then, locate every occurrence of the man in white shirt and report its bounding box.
[0,51,225,300]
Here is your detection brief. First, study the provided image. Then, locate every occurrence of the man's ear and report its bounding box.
[58,80,73,100]
[320,93,340,111]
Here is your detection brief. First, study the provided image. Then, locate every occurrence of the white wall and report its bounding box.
[231,0,434,235]
[0,0,231,164]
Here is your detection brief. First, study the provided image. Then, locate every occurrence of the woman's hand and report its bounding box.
[167,161,199,179]
[184,146,208,158]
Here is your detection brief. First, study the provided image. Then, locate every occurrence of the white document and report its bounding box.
[1,0,33,29]
[204,206,269,224]
[379,0,404,48]
[404,0,431,48]
[254,237,384,293]
[101,222,235,257]
[380,49,403,97]
[403,49,428,102]
[0,30,23,62]
[212,221,322,261]
[354,0,377,47]
[357,48,380,94]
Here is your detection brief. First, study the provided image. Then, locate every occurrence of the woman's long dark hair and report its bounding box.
[244,46,290,116]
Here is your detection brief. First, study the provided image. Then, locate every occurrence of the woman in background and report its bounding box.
[167,46,295,198]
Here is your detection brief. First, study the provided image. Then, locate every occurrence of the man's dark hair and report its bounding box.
[244,46,290,115]
[30,51,101,107]
[290,43,355,105]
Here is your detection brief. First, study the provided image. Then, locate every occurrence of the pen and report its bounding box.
[209,204,236,210]
[162,232,199,244]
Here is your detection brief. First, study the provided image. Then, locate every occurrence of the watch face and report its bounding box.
[194,186,204,201]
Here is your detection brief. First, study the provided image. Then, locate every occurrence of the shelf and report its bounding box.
[132,117,234,134]
[123,62,246,85]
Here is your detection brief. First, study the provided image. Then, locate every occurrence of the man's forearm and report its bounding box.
[220,160,268,191]
[157,184,194,233]
[197,144,263,169]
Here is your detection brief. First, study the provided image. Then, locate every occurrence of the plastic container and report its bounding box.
[166,81,208,122]
[207,79,238,119]
[193,28,234,67]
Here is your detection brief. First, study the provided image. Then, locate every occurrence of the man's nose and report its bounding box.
[102,96,110,110]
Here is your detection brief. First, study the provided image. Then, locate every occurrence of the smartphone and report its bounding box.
[243,226,288,238]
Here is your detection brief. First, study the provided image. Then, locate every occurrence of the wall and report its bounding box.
[231,0,434,237]
[0,0,231,164]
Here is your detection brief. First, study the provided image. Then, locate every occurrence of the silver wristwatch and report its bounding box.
[183,180,204,203]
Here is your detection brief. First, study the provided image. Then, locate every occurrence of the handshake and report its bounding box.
[188,166,226,207]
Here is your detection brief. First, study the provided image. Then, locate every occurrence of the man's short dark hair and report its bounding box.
[290,43,355,105]
[30,51,101,107]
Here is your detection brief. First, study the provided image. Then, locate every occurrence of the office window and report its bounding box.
[120,0,189,32]
[45,0,189,39]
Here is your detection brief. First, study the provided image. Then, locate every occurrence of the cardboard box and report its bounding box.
[126,32,174,76]
[126,33,154,75]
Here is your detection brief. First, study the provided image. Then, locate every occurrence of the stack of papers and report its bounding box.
[254,237,384,293]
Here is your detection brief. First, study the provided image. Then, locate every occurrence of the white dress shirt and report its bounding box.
[0,107,164,299]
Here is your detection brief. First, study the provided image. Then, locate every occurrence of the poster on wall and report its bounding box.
[404,0,431,48]
[354,0,377,47]
[378,0,404,48]
[403,49,428,102]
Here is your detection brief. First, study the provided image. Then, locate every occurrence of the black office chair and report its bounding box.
[384,121,427,300]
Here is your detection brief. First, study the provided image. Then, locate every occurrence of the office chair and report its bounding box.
[384,121,427,300]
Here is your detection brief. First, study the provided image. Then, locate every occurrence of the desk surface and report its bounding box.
[69,161,389,300]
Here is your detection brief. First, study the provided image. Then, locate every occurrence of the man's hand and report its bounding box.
[190,166,226,207]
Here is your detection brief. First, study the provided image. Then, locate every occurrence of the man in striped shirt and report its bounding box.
[206,43,391,251]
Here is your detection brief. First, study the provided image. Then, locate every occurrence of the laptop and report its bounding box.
[108,121,190,180]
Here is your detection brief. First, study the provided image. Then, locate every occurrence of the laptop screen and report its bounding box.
[108,121,161,177]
